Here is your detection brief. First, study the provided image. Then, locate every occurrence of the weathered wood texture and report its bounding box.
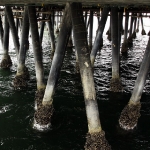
[0,0,150,6]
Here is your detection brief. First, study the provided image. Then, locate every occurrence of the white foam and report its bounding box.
[119,121,137,130]
[33,119,51,132]
[34,101,37,111]
[0,104,12,114]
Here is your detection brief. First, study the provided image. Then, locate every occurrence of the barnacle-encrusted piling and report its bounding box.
[28,5,46,105]
[33,3,72,130]
[71,2,111,149]
[119,36,150,130]
[13,6,30,89]
[0,10,12,68]
[110,7,122,92]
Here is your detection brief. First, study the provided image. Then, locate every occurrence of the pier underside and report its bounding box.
[0,0,150,149]
[0,0,150,7]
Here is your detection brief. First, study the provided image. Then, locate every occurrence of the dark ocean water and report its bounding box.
[0,28,150,150]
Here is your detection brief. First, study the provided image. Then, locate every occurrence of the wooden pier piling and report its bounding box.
[0,10,12,68]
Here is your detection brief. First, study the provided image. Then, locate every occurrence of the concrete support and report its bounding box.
[67,34,73,48]
[90,7,109,67]
[136,14,140,33]
[28,6,46,94]
[119,37,150,130]
[84,11,87,25]
[75,50,80,73]
[5,6,20,56]
[141,14,146,35]
[88,10,93,50]
[0,15,3,45]
[15,7,21,34]
[118,9,123,52]
[107,15,111,41]
[0,11,12,68]
[148,30,150,36]
[129,14,134,37]
[121,12,129,53]
[39,13,46,44]
[13,6,30,89]
[47,15,55,55]
[132,14,137,39]
[71,3,111,149]
[15,13,19,34]
[96,9,100,22]
[110,7,122,92]
[127,13,134,46]
[86,15,90,30]
[33,3,72,131]
[51,10,55,30]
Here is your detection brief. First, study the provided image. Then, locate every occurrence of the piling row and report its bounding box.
[0,4,150,149]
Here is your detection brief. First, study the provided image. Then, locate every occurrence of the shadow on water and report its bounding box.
[0,33,150,149]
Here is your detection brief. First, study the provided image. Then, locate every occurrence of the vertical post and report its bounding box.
[136,13,140,32]
[110,7,122,92]
[118,8,123,52]
[39,13,46,44]
[141,14,146,35]
[28,6,46,91]
[84,11,87,25]
[56,11,59,29]
[0,10,12,68]
[71,3,111,149]
[121,11,129,53]
[33,3,72,130]
[13,6,30,89]
[107,14,111,41]
[129,13,134,37]
[5,6,20,56]
[119,37,150,130]
[15,15,19,34]
[90,7,109,67]
[127,13,134,46]
[51,9,55,30]
[88,10,93,51]
[96,9,100,22]
[0,15,4,44]
[47,14,55,54]
[132,13,137,39]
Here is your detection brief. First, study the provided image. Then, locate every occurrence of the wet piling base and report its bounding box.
[132,32,136,39]
[13,67,29,89]
[33,104,54,131]
[141,29,146,35]
[107,32,111,41]
[121,29,124,35]
[127,36,133,47]
[121,40,128,53]
[110,78,122,92]
[100,37,103,48]
[67,38,73,48]
[85,130,111,150]
[119,102,141,130]
[136,28,139,33]
[106,29,109,35]
[75,61,80,74]
[34,89,45,110]
[0,55,12,68]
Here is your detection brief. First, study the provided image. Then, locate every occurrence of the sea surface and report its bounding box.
[0,16,150,150]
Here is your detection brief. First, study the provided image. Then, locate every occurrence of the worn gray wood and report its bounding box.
[0,0,150,6]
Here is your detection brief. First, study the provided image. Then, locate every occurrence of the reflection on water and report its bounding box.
[0,25,150,149]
